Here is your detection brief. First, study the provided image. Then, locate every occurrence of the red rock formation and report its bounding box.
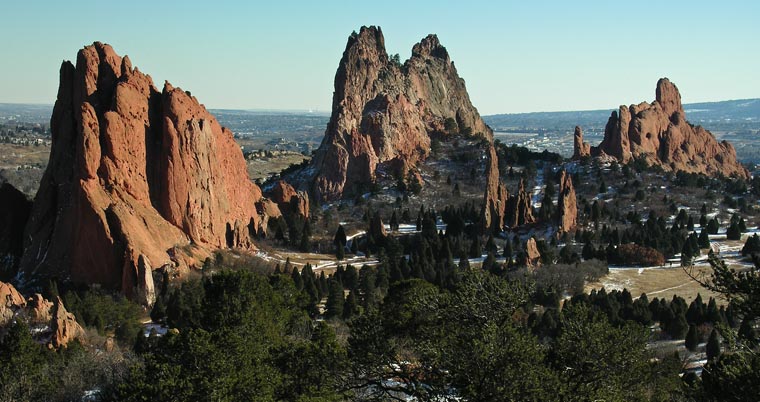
[50,296,85,348]
[27,293,53,322]
[1,280,26,324]
[506,179,535,228]
[525,238,541,270]
[591,78,748,179]
[19,42,264,304]
[0,281,83,348]
[310,26,492,201]
[269,180,309,219]
[572,126,590,159]
[482,145,509,232]
[557,170,577,234]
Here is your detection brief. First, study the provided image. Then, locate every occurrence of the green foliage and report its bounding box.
[685,324,700,352]
[63,288,143,345]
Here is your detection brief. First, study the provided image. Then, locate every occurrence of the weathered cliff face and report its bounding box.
[557,170,577,234]
[591,78,749,179]
[482,145,508,232]
[310,26,492,201]
[19,42,263,304]
[268,180,309,219]
[572,126,590,160]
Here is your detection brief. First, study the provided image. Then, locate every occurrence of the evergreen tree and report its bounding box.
[343,291,358,320]
[325,280,344,319]
[739,317,757,343]
[706,329,721,360]
[685,324,700,352]
[699,228,711,249]
[390,211,400,231]
[707,218,720,235]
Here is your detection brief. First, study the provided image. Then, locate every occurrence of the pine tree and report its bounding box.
[739,317,757,343]
[685,324,700,352]
[325,280,344,319]
[699,228,711,249]
[343,291,358,320]
[706,329,721,360]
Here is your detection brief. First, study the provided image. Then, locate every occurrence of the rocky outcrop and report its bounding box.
[268,180,309,219]
[27,293,53,322]
[482,145,509,233]
[572,126,590,159]
[525,238,541,270]
[557,170,577,234]
[0,281,84,348]
[506,179,535,228]
[591,78,748,179]
[18,42,264,304]
[50,296,85,348]
[310,26,492,201]
[1,280,26,325]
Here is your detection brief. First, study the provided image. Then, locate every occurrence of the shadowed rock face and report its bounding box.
[19,42,263,304]
[310,26,492,201]
[0,183,32,278]
[588,78,748,179]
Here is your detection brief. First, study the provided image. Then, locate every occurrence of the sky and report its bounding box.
[0,1,758,115]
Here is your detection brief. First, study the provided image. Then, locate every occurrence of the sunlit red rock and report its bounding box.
[591,78,748,179]
[19,42,264,304]
[310,26,492,201]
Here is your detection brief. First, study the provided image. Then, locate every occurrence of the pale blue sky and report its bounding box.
[0,1,757,114]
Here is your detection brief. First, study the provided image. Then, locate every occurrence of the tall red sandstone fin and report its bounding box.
[482,145,507,232]
[557,170,577,234]
[507,178,535,228]
[309,26,492,201]
[656,78,683,117]
[572,126,590,160]
[19,42,264,304]
[591,78,747,179]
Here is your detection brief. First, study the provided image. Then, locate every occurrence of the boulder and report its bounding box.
[309,26,492,201]
[591,78,748,179]
[525,238,541,270]
[27,293,53,323]
[0,280,26,324]
[268,180,309,219]
[50,296,85,348]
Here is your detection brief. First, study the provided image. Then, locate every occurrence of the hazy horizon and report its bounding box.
[1,1,758,115]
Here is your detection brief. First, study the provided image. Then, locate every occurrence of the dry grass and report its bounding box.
[0,143,50,168]
[585,264,724,304]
